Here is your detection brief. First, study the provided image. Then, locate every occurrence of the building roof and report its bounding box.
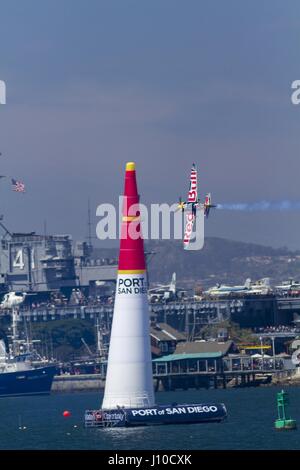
[153,352,222,362]
[151,345,161,357]
[150,323,186,342]
[158,323,186,341]
[174,340,233,356]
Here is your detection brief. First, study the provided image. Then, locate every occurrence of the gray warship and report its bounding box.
[0,221,117,300]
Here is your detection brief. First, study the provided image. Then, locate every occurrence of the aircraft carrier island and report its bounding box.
[0,230,117,297]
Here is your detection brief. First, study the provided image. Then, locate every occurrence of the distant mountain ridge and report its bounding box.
[92,237,300,287]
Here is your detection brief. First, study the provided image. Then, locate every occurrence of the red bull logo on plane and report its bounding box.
[183,212,195,247]
[188,169,197,203]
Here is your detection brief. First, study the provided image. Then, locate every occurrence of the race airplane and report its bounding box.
[205,279,252,297]
[205,278,271,297]
[178,164,216,248]
[148,272,177,302]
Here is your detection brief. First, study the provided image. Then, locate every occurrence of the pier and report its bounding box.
[52,373,105,392]
[51,353,293,393]
[152,353,293,391]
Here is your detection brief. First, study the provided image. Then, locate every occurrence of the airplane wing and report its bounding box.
[187,163,197,203]
[183,212,196,249]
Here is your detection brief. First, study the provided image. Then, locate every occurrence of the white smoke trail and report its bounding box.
[217,201,300,211]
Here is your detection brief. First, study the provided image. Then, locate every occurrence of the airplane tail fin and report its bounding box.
[204,193,212,217]
[170,272,176,293]
[205,193,212,204]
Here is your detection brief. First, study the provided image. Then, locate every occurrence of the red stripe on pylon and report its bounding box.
[118,163,146,272]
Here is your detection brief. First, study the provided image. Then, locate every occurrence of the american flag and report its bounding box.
[11,178,25,193]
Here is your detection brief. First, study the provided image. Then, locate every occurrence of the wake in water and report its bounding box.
[216,201,300,211]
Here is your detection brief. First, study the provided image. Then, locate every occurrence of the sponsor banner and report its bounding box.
[87,403,226,427]
[117,274,148,296]
[130,405,219,417]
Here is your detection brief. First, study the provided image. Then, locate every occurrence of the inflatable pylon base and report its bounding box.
[85,402,227,428]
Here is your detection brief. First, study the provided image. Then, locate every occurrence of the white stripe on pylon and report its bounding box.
[102,273,155,409]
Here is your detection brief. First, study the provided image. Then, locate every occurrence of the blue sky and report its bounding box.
[0,0,300,248]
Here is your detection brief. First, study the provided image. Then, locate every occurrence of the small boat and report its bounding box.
[0,343,56,397]
[0,301,56,398]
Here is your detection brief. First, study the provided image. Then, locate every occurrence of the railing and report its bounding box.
[277,298,300,310]
[153,356,289,377]
[84,408,129,428]
[0,296,296,327]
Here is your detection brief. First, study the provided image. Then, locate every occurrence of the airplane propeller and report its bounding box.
[177,196,185,212]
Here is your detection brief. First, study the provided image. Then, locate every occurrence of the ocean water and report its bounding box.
[1,387,300,450]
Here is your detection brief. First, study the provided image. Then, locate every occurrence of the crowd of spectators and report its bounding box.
[253,325,300,334]
[275,289,300,298]
[22,289,114,311]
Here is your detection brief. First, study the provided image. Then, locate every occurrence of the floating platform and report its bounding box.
[85,403,227,428]
[275,418,297,431]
